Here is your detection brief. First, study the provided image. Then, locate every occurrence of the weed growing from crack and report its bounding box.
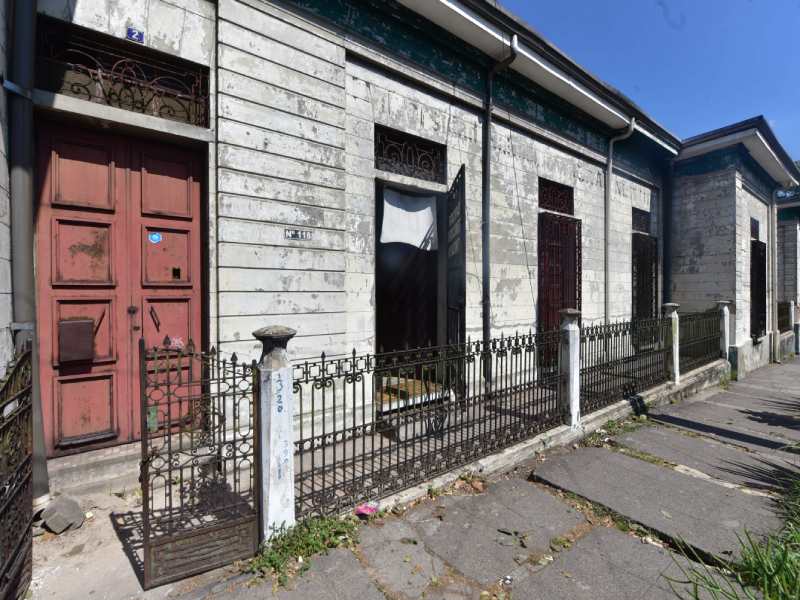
[581,416,648,448]
[247,516,360,586]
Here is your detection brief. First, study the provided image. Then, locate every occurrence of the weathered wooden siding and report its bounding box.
[215,0,664,362]
[216,0,349,360]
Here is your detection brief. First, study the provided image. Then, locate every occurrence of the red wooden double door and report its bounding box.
[36,123,203,457]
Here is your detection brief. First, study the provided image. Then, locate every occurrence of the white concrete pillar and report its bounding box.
[253,325,297,541]
[717,301,731,362]
[663,303,680,384]
[559,309,581,430]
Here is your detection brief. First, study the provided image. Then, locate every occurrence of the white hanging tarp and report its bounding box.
[379,188,438,250]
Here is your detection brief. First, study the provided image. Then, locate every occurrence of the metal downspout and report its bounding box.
[662,159,674,304]
[7,0,50,504]
[604,118,636,323]
[771,189,780,362]
[482,35,517,361]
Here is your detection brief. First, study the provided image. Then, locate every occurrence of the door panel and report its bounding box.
[51,136,116,210]
[37,123,203,456]
[446,165,466,347]
[130,141,202,442]
[56,373,116,445]
[632,233,658,320]
[52,298,115,365]
[537,212,582,333]
[52,219,114,285]
[142,227,193,286]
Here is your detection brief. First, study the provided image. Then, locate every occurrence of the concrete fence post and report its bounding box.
[253,325,297,542]
[663,303,680,385]
[717,301,731,362]
[559,309,581,430]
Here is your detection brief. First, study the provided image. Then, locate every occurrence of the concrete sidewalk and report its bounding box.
[32,358,799,600]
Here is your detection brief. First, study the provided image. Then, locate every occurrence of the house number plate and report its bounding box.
[285,229,312,241]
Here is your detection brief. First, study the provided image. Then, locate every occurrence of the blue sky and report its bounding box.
[500,0,800,158]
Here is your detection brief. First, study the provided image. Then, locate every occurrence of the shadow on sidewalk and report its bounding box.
[651,413,800,455]
[110,510,146,588]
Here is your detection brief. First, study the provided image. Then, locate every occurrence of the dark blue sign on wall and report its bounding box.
[126,27,145,43]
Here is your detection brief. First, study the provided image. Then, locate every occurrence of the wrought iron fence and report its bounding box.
[293,332,562,518]
[679,310,721,373]
[580,317,670,414]
[778,302,792,333]
[0,345,33,600]
[139,339,259,589]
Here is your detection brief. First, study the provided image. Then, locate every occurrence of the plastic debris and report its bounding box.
[354,501,379,518]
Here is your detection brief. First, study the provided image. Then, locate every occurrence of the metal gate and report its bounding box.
[537,211,582,332]
[632,232,658,321]
[0,346,33,600]
[139,338,259,589]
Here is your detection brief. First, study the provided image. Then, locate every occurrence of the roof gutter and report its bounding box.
[397,0,680,155]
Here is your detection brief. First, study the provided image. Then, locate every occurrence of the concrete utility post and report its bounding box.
[717,301,731,362]
[253,325,297,542]
[663,303,680,384]
[559,309,581,430]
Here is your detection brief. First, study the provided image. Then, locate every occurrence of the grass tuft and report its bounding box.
[247,516,360,586]
[668,473,800,599]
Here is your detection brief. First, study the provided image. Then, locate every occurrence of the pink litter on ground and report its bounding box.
[354,502,379,517]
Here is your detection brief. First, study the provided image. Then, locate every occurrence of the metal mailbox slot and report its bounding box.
[58,319,94,362]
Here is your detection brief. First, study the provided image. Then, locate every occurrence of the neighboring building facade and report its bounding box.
[0,0,794,461]
[777,170,800,308]
[0,0,11,377]
[671,119,799,378]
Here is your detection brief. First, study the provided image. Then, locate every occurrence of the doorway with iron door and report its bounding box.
[35,121,204,457]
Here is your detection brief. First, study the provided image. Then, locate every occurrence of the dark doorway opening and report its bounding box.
[375,216,439,352]
[375,166,466,353]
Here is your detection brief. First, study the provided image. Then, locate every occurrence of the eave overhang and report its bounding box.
[397,0,680,155]
[679,126,799,188]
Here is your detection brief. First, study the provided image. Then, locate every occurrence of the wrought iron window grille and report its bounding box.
[36,16,209,127]
[374,125,446,184]
[632,208,651,234]
[538,178,574,215]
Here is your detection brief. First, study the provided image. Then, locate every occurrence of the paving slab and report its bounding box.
[406,479,586,586]
[518,527,680,600]
[358,518,449,598]
[224,549,384,600]
[650,395,800,454]
[616,425,800,493]
[532,447,781,560]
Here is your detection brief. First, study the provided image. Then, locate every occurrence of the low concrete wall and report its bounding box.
[780,331,795,361]
[729,336,770,380]
[381,359,731,509]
